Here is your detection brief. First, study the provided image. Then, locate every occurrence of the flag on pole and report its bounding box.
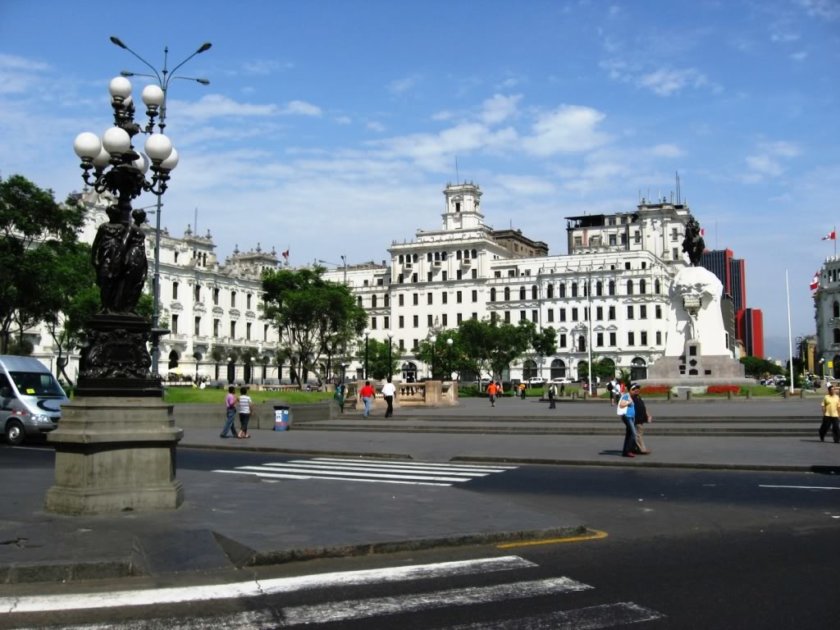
[810,271,820,291]
[822,230,836,241]
[699,228,705,237]
[281,249,289,259]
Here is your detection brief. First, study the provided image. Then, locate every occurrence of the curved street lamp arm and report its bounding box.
[110,36,162,84]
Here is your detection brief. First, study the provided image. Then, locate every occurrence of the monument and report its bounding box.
[45,73,184,515]
[646,216,749,385]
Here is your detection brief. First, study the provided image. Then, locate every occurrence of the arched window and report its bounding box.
[834,301,840,318]
[490,288,497,302]
[627,280,634,295]
[834,328,840,344]
[608,280,616,296]
[550,358,567,379]
[547,284,554,299]
[559,284,566,298]
[519,286,526,300]
[504,287,511,301]
[384,294,390,307]
[655,279,661,294]
[572,283,579,297]
[531,285,538,300]
[596,281,603,296]
[578,335,586,352]
[371,295,377,308]
[522,359,538,380]
[640,279,647,294]
[630,357,647,381]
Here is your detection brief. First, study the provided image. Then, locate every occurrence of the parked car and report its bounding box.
[0,355,69,445]
[549,377,573,385]
[526,377,546,387]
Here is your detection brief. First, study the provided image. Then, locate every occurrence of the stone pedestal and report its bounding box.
[45,397,183,515]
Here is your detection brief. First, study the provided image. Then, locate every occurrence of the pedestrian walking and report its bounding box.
[486,380,498,407]
[548,382,557,409]
[334,382,346,413]
[382,377,396,418]
[359,380,375,417]
[237,386,252,438]
[630,383,652,454]
[616,386,637,458]
[819,384,840,443]
[518,382,526,399]
[220,385,238,438]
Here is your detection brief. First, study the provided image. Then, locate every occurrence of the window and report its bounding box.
[172,282,179,300]
[640,279,647,294]
[596,306,603,320]
[596,281,603,296]
[194,284,201,301]
[371,295,378,308]
[442,293,448,305]
[520,310,527,322]
[547,309,554,323]
[171,314,178,334]
[384,316,390,328]
[399,294,404,306]
[413,293,419,306]
[656,305,662,319]
[597,332,604,347]
[559,333,567,348]
[399,339,405,350]
[194,317,201,336]
[559,284,566,298]
[656,331,662,344]
[627,280,634,295]
[456,291,462,303]
[213,288,219,305]
[398,315,405,328]
[560,308,567,322]
[609,332,616,346]
[412,273,418,282]
[609,234,617,246]
[655,279,661,294]
[370,316,377,330]
[442,314,448,325]
[519,286,526,300]
[608,306,616,320]
[608,281,616,296]
[490,288,496,302]
[457,313,463,324]
[264,324,269,341]
[230,291,236,307]
[246,322,252,340]
[547,284,554,299]
[641,331,648,345]
[472,290,478,302]
[531,286,538,300]
[230,321,236,338]
[504,311,511,323]
[572,307,579,321]
[640,305,647,319]
[531,310,538,323]
[213,319,220,337]
[428,314,433,326]
[571,283,578,297]
[427,292,433,305]
[457,270,462,280]
[384,295,390,307]
[628,331,635,346]
[504,287,510,301]
[441,271,447,281]
[627,305,634,319]
[247,293,252,309]
[413,314,419,327]
[472,269,478,279]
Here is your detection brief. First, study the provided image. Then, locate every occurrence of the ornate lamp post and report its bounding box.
[110,36,211,377]
[446,337,454,380]
[364,333,369,380]
[387,334,393,380]
[46,39,210,515]
[429,334,437,379]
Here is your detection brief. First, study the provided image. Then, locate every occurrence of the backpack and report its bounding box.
[606,382,614,392]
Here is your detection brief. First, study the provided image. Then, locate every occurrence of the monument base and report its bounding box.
[45,397,183,515]
[646,340,751,386]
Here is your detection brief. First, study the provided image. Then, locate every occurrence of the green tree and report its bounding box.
[356,337,400,381]
[740,356,783,378]
[436,318,532,382]
[530,326,557,379]
[0,175,86,352]
[262,267,366,386]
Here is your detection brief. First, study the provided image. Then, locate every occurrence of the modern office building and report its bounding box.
[736,308,765,358]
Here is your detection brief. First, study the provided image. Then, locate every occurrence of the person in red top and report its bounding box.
[359,380,375,417]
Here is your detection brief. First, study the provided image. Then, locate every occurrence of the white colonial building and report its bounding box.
[28,183,703,385]
[321,182,698,384]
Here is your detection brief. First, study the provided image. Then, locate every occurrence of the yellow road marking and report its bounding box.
[497,529,608,549]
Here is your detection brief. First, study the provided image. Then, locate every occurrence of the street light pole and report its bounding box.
[364,333,369,380]
[110,36,211,377]
[446,337,454,380]
[387,335,393,380]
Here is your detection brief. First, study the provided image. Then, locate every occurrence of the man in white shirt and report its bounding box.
[381,377,397,418]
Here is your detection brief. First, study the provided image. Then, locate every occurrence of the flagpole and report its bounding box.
[786,269,795,395]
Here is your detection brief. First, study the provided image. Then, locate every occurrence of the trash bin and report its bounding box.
[273,405,291,431]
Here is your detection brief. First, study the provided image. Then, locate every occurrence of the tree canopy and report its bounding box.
[0,175,87,354]
[262,266,367,386]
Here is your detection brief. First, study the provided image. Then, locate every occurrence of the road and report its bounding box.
[3,446,840,628]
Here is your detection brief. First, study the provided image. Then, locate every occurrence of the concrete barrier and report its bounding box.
[173,401,338,430]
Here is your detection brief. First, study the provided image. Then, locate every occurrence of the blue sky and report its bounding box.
[1,0,838,358]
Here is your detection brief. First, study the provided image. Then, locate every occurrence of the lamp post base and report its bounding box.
[45,397,183,515]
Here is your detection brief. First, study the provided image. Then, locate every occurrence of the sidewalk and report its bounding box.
[1,397,837,591]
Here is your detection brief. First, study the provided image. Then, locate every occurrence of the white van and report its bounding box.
[0,355,69,445]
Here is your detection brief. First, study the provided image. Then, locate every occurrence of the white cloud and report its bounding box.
[282,100,322,116]
[241,59,294,75]
[496,175,556,196]
[637,67,710,97]
[790,51,809,61]
[479,94,521,125]
[744,140,801,181]
[521,105,610,156]
[0,53,51,95]
[797,0,840,20]
[366,121,386,132]
[649,144,684,158]
[388,75,420,95]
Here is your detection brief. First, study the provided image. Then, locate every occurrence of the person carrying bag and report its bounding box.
[617,386,637,458]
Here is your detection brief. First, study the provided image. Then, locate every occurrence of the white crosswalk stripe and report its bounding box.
[213,457,518,486]
[5,555,665,628]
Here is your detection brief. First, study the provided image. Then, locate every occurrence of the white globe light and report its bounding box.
[73,132,101,159]
[144,133,172,162]
[132,153,149,174]
[102,127,131,156]
[108,76,132,99]
[141,84,165,107]
[92,146,111,168]
[159,147,179,171]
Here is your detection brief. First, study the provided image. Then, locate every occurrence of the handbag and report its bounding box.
[616,402,627,416]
